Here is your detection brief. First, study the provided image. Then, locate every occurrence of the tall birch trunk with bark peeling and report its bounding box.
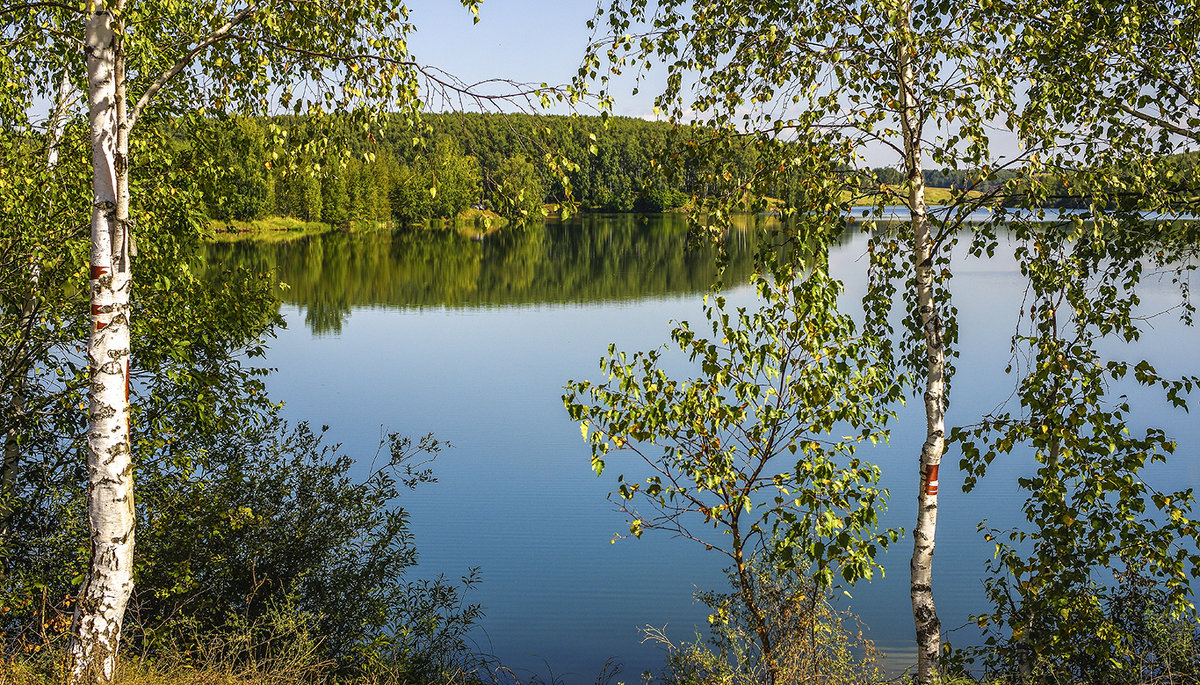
[897,4,944,681]
[68,0,136,681]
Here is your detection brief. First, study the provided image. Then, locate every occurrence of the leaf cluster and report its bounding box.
[950,221,1200,678]
[564,227,904,588]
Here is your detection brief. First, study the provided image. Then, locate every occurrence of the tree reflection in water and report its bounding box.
[203,214,778,335]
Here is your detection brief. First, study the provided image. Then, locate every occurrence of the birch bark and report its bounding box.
[897,5,945,681]
[68,1,136,681]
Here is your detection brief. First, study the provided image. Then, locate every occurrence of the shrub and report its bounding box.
[645,557,883,685]
[2,408,482,682]
[948,568,1200,684]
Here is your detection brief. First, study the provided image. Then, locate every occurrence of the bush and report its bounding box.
[1,419,483,682]
[645,557,883,685]
[948,568,1200,684]
[492,155,546,221]
[2,364,482,679]
[633,187,687,213]
[132,423,483,679]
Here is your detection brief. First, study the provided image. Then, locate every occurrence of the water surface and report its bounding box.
[204,212,1200,681]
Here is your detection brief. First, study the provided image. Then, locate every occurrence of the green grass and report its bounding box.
[208,212,511,243]
[206,216,338,243]
[840,186,982,206]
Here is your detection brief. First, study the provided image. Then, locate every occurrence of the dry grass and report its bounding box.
[0,598,487,685]
[0,648,492,685]
[0,657,333,685]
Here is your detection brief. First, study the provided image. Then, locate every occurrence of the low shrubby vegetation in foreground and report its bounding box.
[0,600,514,685]
[8,562,1200,685]
[0,420,488,685]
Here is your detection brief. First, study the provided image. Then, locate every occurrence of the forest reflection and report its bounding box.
[203,213,785,335]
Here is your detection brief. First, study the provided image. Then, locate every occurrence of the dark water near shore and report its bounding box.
[204,212,1200,682]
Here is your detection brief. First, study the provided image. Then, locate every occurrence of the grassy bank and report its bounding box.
[839,186,982,206]
[207,216,343,243]
[205,193,981,243]
[207,208,510,242]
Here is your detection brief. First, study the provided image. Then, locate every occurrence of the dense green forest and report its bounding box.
[194,113,713,224]
[193,112,1014,226]
[198,110,1200,226]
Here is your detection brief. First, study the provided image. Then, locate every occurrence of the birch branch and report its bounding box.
[127,0,264,130]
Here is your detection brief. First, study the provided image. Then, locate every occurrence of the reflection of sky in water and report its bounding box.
[239,222,1200,682]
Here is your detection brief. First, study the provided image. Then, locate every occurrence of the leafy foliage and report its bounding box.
[0,100,481,683]
[132,423,481,680]
[951,220,1200,679]
[564,216,902,682]
[492,154,547,221]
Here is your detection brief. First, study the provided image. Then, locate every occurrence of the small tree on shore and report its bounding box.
[564,220,903,685]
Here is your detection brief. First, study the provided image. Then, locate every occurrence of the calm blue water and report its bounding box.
[205,213,1200,682]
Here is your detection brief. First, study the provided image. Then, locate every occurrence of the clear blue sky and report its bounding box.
[405,0,661,119]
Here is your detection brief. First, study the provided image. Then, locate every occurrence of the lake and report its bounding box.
[203,212,1200,682]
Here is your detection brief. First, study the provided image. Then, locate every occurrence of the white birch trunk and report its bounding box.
[897,8,944,681]
[68,2,135,682]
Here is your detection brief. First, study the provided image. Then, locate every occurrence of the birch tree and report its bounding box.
[2,0,564,681]
[1009,0,1200,162]
[952,218,1200,680]
[578,1,1016,679]
[981,0,1200,224]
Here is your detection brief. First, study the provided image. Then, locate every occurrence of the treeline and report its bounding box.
[191,112,1006,226]
[191,113,705,225]
[1026,150,1200,210]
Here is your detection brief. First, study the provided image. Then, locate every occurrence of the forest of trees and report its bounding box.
[194,113,711,224]
[200,108,1199,226]
[194,111,1025,226]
